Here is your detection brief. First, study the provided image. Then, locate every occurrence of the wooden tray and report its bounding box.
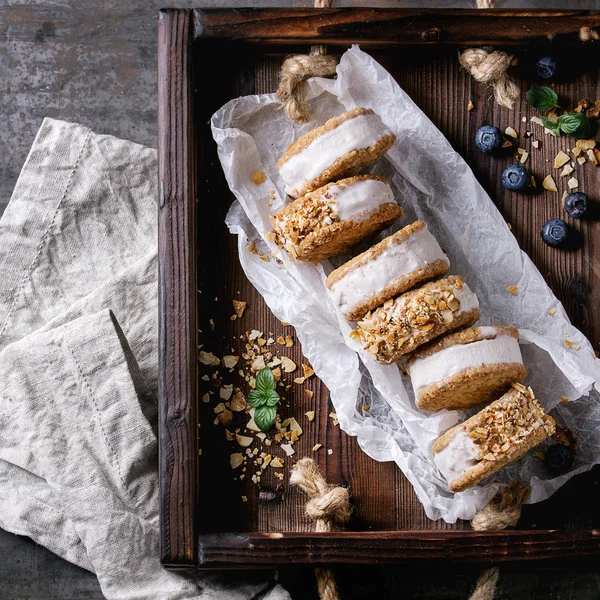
[158,8,600,569]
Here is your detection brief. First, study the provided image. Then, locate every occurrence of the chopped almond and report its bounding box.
[218,409,233,426]
[199,351,220,366]
[285,336,294,348]
[554,151,570,169]
[302,364,315,379]
[542,175,558,192]
[560,164,574,177]
[507,285,519,296]
[230,390,247,412]
[230,453,244,469]
[304,389,314,399]
[505,126,518,138]
[202,393,210,403]
[305,410,315,421]
[532,140,540,149]
[567,177,578,190]
[281,356,297,373]
[270,457,284,468]
[312,443,322,451]
[294,377,306,384]
[548,308,557,316]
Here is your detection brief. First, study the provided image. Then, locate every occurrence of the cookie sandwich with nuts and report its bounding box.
[432,383,555,492]
[351,275,480,363]
[276,107,396,199]
[268,174,401,263]
[326,221,450,322]
[408,326,527,412]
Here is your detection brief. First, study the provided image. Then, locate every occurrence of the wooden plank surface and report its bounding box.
[158,9,198,567]
[195,8,600,46]
[191,35,600,550]
[198,529,600,567]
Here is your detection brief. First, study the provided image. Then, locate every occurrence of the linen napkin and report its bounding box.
[0,118,290,600]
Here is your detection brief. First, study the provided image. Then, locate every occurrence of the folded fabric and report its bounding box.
[0,118,290,600]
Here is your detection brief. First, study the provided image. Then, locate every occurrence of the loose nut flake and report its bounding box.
[219,384,233,401]
[304,389,314,399]
[234,433,252,448]
[230,453,244,469]
[467,100,475,111]
[305,410,315,421]
[548,308,557,316]
[270,457,284,468]
[233,300,247,318]
[312,443,322,451]
[250,170,266,185]
[199,351,220,366]
[507,285,519,296]
[302,364,315,379]
[560,164,574,177]
[281,356,297,373]
[532,140,540,149]
[554,151,570,169]
[542,175,558,192]
[230,390,247,412]
[223,355,239,369]
[567,177,579,190]
[281,444,295,456]
[505,126,518,138]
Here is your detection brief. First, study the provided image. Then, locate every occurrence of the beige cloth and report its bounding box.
[0,118,290,600]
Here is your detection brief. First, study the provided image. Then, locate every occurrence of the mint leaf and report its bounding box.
[255,367,275,393]
[265,389,280,407]
[541,116,561,137]
[573,117,592,140]
[247,389,267,408]
[254,405,277,432]
[557,113,585,135]
[526,86,559,111]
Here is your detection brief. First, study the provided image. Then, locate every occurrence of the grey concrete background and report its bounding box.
[1,1,600,598]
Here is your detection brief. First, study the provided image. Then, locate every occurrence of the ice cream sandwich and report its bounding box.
[277,107,396,199]
[432,383,555,492]
[326,221,450,322]
[268,174,401,263]
[352,275,480,363]
[408,326,527,412]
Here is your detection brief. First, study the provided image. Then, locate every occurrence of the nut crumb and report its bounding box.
[312,443,322,451]
[250,169,266,185]
[505,126,518,138]
[305,410,315,421]
[548,308,557,316]
[467,100,475,111]
[230,453,244,469]
[507,285,519,296]
[542,175,558,192]
[233,300,247,318]
[561,396,569,405]
[567,177,579,190]
[327,449,333,456]
[304,389,314,399]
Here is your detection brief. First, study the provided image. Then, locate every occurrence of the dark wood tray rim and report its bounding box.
[158,7,600,569]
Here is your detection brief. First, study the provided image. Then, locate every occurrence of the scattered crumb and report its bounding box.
[199,351,220,366]
[561,396,569,405]
[564,340,581,350]
[271,457,284,468]
[542,175,558,192]
[548,308,557,316]
[467,100,475,111]
[567,177,579,190]
[532,140,539,149]
[305,410,315,421]
[577,156,586,165]
[236,434,254,448]
[219,384,233,401]
[302,364,315,379]
[560,164,574,177]
[230,453,244,469]
[312,443,322,451]
[294,377,306,384]
[223,355,239,369]
[519,150,529,164]
[241,495,248,503]
[233,300,247,318]
[327,449,333,456]
[507,285,519,296]
[505,126,518,138]
[202,393,210,403]
[281,356,297,373]
[554,151,570,169]
[304,389,314,399]
[250,169,266,185]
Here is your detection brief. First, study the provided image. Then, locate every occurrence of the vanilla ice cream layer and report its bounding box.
[434,430,481,483]
[279,113,394,196]
[329,225,449,319]
[327,178,394,222]
[452,282,479,316]
[410,332,523,395]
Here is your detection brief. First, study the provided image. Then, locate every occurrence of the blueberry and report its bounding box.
[501,164,531,192]
[544,444,574,475]
[536,56,557,79]
[541,219,569,248]
[564,192,588,219]
[475,125,503,154]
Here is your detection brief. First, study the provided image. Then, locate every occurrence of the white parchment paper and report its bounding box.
[211,46,600,522]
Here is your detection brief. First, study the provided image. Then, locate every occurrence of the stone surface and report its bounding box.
[1,1,600,599]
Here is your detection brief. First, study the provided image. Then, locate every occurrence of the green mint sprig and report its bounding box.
[526,86,592,139]
[247,367,280,432]
[526,86,559,111]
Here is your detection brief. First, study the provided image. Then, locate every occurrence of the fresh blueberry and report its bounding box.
[541,219,569,248]
[475,125,503,154]
[564,192,588,219]
[544,444,574,475]
[536,56,557,79]
[501,164,531,192]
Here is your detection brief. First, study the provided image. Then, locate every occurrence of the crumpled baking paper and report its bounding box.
[211,45,600,523]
